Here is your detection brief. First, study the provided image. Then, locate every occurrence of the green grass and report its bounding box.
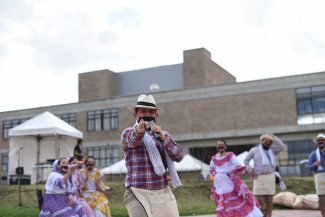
[0,177,316,217]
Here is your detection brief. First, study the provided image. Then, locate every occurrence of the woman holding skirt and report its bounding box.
[210,140,263,217]
[39,157,86,217]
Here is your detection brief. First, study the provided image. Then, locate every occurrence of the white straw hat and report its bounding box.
[127,94,165,114]
[313,133,325,144]
[260,134,275,145]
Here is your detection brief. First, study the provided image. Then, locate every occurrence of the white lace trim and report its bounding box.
[216,152,231,159]
[80,168,97,176]
[99,182,110,191]
[216,183,251,211]
[70,171,80,194]
[52,206,72,216]
[87,191,99,205]
[40,210,51,216]
[96,200,109,210]
[75,204,83,212]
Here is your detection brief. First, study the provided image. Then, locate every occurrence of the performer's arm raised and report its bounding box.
[271,135,285,155]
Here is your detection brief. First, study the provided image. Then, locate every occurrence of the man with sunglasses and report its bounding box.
[244,133,285,217]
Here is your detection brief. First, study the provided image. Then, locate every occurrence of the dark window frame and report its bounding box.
[2,119,29,140]
[87,109,118,132]
[2,153,8,172]
[87,146,119,167]
[278,140,314,175]
[296,85,325,124]
[56,113,76,128]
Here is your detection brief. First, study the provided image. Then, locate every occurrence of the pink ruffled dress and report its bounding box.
[209,152,263,217]
[69,169,95,217]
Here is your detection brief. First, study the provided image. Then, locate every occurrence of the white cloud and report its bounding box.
[0,0,324,112]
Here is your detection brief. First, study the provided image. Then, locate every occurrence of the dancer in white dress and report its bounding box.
[210,140,263,217]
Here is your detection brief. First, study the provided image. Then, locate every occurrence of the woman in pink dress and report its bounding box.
[68,157,95,217]
[210,140,263,217]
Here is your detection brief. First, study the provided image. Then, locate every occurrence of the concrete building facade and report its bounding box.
[1,48,325,181]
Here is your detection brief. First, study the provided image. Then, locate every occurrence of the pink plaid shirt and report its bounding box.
[244,137,285,175]
[122,126,184,190]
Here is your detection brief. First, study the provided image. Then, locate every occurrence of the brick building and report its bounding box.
[1,48,324,181]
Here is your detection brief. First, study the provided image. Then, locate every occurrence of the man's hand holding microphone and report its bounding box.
[136,119,166,141]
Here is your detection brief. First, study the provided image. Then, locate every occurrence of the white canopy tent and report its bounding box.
[8,111,83,184]
[236,151,254,169]
[101,154,210,180]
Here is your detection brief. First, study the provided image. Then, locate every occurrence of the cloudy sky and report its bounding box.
[0,0,324,112]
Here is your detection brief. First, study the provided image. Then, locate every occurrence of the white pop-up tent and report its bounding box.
[8,111,83,184]
[101,154,210,179]
[236,151,254,169]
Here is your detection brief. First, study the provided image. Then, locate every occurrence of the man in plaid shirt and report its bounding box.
[122,94,184,217]
[244,133,285,217]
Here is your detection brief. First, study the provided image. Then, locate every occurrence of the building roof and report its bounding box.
[115,63,183,96]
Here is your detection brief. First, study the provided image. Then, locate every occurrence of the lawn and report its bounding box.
[0,177,316,217]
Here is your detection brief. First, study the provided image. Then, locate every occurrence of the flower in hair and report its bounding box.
[53,159,58,167]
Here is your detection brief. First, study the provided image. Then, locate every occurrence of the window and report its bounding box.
[87,109,118,131]
[56,113,76,128]
[2,153,8,172]
[278,140,314,175]
[2,119,29,140]
[87,146,119,167]
[296,85,325,124]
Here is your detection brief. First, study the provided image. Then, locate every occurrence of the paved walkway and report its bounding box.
[182,210,321,217]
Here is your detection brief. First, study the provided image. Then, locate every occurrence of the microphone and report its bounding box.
[148,120,161,141]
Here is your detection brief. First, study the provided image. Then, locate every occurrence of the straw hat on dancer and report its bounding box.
[244,133,286,217]
[309,133,325,217]
[122,94,184,217]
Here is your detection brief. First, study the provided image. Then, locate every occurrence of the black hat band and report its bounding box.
[136,101,156,107]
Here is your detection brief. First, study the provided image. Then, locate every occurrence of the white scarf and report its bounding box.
[259,144,276,168]
[259,144,287,191]
[275,172,287,191]
[316,148,324,170]
[134,122,182,189]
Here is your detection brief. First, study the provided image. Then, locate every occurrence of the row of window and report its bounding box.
[2,109,119,140]
[2,119,29,140]
[0,145,119,172]
[296,85,325,125]
[87,109,118,132]
[1,85,324,139]
[278,140,316,175]
[56,113,76,128]
[87,146,119,167]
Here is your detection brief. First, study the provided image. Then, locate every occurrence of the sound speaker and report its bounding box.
[16,167,24,175]
[10,175,31,185]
